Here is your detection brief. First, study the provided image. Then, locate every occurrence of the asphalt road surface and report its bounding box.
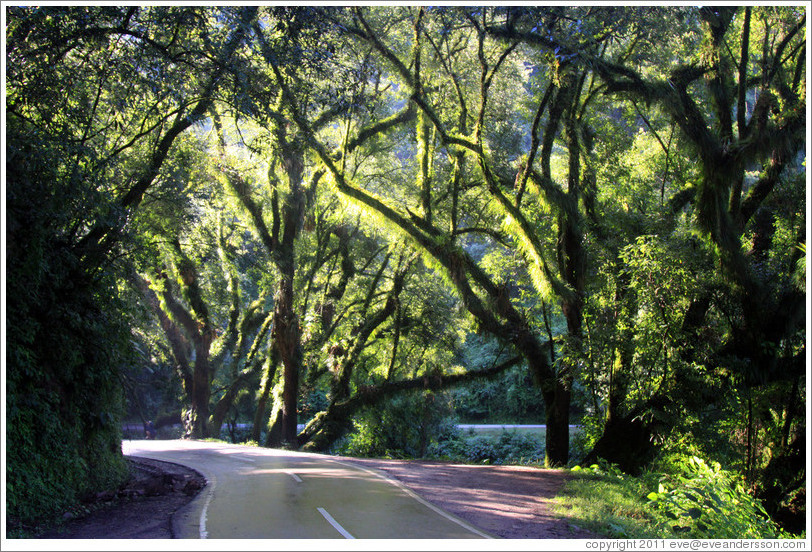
[123,440,492,539]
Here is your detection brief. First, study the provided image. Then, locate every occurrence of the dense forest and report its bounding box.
[5,5,806,536]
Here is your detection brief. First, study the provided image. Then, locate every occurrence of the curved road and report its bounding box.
[123,440,491,539]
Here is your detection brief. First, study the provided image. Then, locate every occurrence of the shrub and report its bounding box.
[646,456,790,539]
[451,365,546,423]
[336,390,456,458]
[556,456,793,540]
[428,428,545,465]
[569,410,603,463]
[460,435,499,463]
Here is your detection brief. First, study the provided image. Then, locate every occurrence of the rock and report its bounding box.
[143,475,172,496]
[182,478,204,495]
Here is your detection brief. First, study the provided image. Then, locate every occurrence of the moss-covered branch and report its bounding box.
[299,354,524,451]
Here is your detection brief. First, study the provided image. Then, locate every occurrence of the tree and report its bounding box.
[587,8,805,484]
[5,5,258,526]
[129,215,271,439]
[6,6,805,531]
[272,6,614,466]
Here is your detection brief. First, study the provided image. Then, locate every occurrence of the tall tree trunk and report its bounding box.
[264,379,285,447]
[540,365,572,467]
[189,340,212,438]
[266,409,284,447]
[209,303,272,437]
[271,128,307,448]
[270,234,302,447]
[184,318,215,438]
[131,271,194,396]
[544,79,587,466]
[252,350,279,444]
[167,240,216,439]
[218,111,315,449]
[134,264,214,440]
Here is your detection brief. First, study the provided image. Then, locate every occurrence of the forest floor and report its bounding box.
[36,453,598,540]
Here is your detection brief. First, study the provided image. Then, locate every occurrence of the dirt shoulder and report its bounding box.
[339,456,597,539]
[36,453,596,539]
[37,457,206,539]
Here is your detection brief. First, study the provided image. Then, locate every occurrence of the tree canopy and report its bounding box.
[5,5,806,534]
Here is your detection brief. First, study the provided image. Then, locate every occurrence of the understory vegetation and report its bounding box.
[554,457,797,539]
[333,391,547,464]
[6,5,805,535]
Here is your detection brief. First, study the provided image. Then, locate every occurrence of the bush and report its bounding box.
[646,456,790,539]
[451,365,546,423]
[428,428,545,465]
[555,456,793,539]
[569,410,603,464]
[336,390,456,458]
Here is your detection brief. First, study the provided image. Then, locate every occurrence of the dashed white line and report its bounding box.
[326,458,493,539]
[317,507,355,539]
[287,471,303,483]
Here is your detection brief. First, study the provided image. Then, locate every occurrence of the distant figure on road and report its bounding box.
[145,420,156,440]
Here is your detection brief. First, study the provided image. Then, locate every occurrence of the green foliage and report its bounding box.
[339,398,548,465]
[6,124,129,530]
[298,388,330,426]
[554,461,657,538]
[555,455,795,539]
[428,429,546,465]
[646,456,790,538]
[449,334,547,423]
[6,6,805,533]
[336,391,456,458]
[791,242,805,291]
[568,410,604,463]
[451,367,546,423]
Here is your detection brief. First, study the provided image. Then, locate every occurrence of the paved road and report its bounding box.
[123,440,491,539]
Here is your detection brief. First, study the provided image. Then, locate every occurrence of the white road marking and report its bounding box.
[327,458,494,539]
[287,471,303,483]
[199,473,217,539]
[317,507,355,539]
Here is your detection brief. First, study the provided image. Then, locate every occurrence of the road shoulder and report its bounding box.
[339,456,598,539]
[34,451,596,539]
[36,457,206,539]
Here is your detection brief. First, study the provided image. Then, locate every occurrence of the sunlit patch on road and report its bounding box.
[124,439,489,538]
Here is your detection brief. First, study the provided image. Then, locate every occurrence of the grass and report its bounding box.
[552,466,661,539]
[552,458,800,540]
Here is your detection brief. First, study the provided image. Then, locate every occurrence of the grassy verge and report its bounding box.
[552,464,660,538]
[552,459,800,540]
